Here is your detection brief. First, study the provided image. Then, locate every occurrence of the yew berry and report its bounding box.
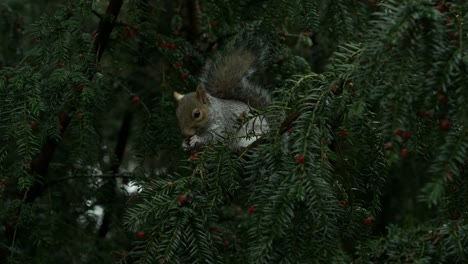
[364,217,373,226]
[77,84,84,92]
[295,155,305,164]
[178,195,187,204]
[400,148,409,158]
[210,21,217,28]
[125,26,134,39]
[248,206,255,215]
[180,73,186,80]
[330,86,337,94]
[439,119,451,130]
[30,122,37,130]
[339,130,349,137]
[132,96,141,103]
[384,142,393,150]
[136,231,145,239]
[223,240,229,248]
[438,94,448,104]
[339,200,347,207]
[188,153,199,161]
[395,129,404,137]
[403,131,413,140]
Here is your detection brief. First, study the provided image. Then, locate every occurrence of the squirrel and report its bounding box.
[173,37,271,151]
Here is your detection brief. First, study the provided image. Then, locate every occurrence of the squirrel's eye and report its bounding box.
[192,109,201,119]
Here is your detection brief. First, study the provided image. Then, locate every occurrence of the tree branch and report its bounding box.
[26,0,124,204]
[242,111,301,152]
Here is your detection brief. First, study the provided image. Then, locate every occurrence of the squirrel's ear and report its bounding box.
[196,85,209,104]
[173,91,184,102]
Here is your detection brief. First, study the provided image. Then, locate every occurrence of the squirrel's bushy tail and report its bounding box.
[200,34,271,109]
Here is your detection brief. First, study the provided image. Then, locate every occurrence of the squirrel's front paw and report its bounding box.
[182,135,202,151]
[182,138,192,151]
[189,135,202,149]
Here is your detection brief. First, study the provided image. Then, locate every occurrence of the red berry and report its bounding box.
[445,19,453,26]
[235,206,243,213]
[330,86,337,94]
[248,206,255,214]
[223,240,229,248]
[395,129,404,137]
[403,131,413,140]
[77,84,84,92]
[287,128,293,134]
[125,26,134,39]
[364,217,373,226]
[210,21,217,28]
[76,113,83,120]
[339,200,347,207]
[30,122,37,130]
[436,5,445,13]
[132,96,140,103]
[339,130,349,137]
[400,148,409,158]
[369,0,376,6]
[174,62,182,68]
[438,94,448,104]
[188,153,199,161]
[180,73,186,80]
[384,142,393,150]
[295,155,305,164]
[449,31,459,41]
[91,31,97,37]
[136,231,145,239]
[210,227,220,233]
[169,43,176,50]
[57,63,64,68]
[178,195,187,204]
[439,119,451,130]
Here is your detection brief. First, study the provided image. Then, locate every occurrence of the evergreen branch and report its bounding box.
[26,0,124,204]
[45,173,132,186]
[241,111,300,153]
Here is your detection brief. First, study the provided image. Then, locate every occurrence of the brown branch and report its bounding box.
[187,0,202,44]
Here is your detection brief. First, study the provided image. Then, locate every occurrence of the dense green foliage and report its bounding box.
[0,0,467,263]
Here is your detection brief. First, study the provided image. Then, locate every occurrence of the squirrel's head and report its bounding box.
[174,85,212,137]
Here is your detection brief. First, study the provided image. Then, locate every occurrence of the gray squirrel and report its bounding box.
[173,38,271,151]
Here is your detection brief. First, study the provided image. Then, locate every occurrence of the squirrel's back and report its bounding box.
[200,36,271,109]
